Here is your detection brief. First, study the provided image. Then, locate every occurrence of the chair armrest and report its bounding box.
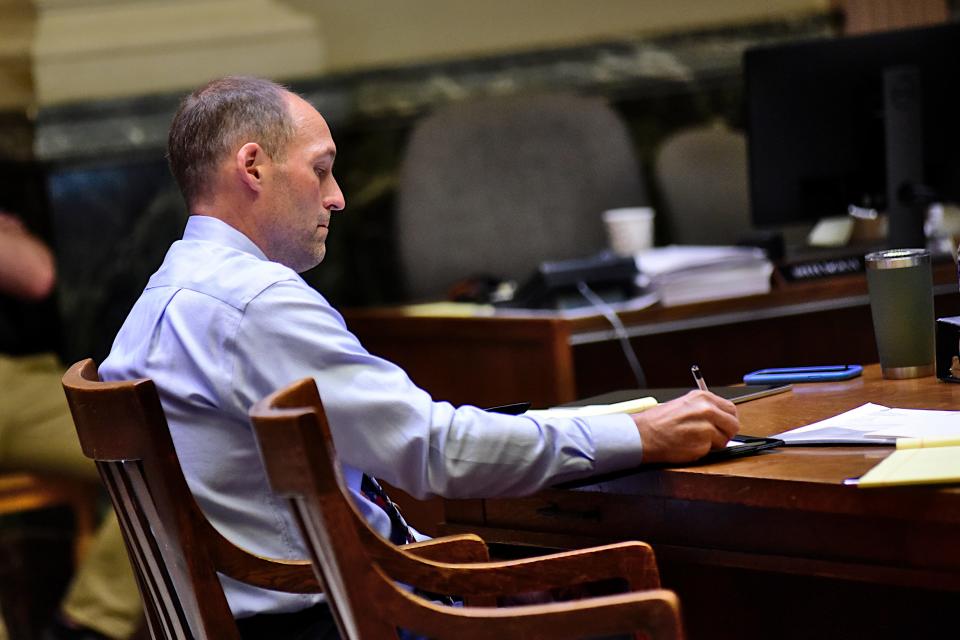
[394,586,685,640]
[212,528,489,595]
[206,518,320,593]
[403,534,490,563]
[381,540,660,598]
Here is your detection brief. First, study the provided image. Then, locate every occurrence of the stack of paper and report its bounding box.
[775,403,960,487]
[774,403,960,445]
[634,246,773,307]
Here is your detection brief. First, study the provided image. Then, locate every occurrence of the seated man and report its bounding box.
[100,76,740,639]
[0,211,141,640]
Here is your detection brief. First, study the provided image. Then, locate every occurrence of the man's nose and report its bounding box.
[325,178,345,212]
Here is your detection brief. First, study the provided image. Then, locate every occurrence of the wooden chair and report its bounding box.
[250,377,686,640]
[60,359,490,640]
[0,472,97,565]
[61,359,321,639]
[0,472,98,639]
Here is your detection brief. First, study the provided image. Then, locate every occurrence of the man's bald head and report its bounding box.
[167,76,296,207]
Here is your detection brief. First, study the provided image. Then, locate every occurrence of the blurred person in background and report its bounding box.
[0,209,142,640]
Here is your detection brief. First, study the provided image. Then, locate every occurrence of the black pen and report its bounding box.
[484,402,531,415]
[691,364,709,392]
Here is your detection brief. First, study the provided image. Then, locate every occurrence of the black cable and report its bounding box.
[576,281,646,388]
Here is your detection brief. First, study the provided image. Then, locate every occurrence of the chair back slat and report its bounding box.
[124,461,200,638]
[102,462,191,639]
[63,359,321,640]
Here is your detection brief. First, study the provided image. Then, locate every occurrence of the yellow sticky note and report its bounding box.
[398,302,495,317]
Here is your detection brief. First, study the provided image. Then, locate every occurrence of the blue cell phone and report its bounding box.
[742,365,863,384]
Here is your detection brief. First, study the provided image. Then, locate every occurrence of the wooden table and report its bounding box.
[440,366,960,640]
[344,262,960,408]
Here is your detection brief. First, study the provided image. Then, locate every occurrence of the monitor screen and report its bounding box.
[744,22,960,245]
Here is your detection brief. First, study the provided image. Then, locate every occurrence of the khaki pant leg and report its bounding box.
[61,514,142,639]
[0,354,142,639]
[0,353,95,479]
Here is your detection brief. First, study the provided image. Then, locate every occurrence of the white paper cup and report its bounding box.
[603,207,654,256]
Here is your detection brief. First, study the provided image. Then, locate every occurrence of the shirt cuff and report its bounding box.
[585,412,644,475]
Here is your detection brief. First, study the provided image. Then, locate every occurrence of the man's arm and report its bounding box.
[0,211,56,300]
[236,279,741,499]
[235,279,647,499]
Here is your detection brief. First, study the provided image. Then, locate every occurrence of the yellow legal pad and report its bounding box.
[525,397,658,420]
[856,446,960,488]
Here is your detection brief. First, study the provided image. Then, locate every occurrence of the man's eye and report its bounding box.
[314,167,327,177]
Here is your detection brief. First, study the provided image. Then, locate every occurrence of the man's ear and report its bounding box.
[235,142,268,193]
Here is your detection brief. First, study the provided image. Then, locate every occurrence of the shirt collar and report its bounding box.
[184,215,270,262]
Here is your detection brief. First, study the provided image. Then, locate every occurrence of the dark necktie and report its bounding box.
[361,475,459,608]
[360,474,416,545]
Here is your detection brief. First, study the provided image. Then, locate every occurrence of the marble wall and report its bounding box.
[2,14,835,363]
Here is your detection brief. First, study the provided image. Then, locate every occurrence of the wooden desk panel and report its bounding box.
[342,314,576,409]
[574,302,882,392]
[443,367,960,639]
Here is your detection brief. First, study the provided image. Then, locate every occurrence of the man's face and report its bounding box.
[260,94,345,272]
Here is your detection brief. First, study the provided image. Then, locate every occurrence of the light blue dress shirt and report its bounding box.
[100,215,643,617]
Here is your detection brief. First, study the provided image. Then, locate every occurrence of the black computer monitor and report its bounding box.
[744,22,960,249]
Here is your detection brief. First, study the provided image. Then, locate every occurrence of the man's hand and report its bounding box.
[0,211,28,234]
[631,390,740,464]
[0,210,56,300]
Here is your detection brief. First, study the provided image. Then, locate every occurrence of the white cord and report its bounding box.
[576,281,646,388]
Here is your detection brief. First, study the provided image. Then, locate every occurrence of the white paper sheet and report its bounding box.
[774,403,960,445]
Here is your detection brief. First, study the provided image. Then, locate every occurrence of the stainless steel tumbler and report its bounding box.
[865,248,936,379]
